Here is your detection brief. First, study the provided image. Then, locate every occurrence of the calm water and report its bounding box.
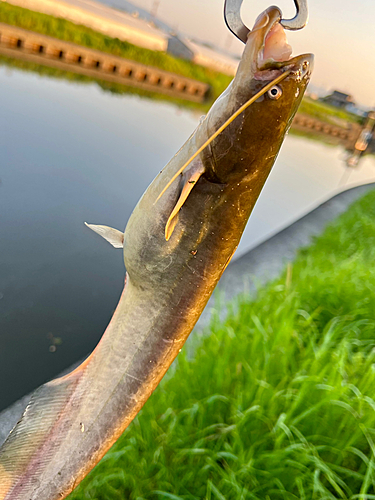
[1,66,375,410]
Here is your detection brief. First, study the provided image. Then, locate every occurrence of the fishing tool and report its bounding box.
[224,0,309,43]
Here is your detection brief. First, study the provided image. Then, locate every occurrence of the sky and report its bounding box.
[121,0,375,108]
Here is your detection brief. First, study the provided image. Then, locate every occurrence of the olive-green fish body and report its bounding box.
[0,7,312,499]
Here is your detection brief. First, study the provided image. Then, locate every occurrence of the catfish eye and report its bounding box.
[267,85,282,100]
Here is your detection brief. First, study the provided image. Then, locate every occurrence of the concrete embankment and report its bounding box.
[5,0,169,51]
[4,0,240,75]
[1,183,373,446]
[293,114,361,149]
[0,22,209,102]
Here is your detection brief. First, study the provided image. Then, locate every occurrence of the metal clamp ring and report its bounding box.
[224,0,308,43]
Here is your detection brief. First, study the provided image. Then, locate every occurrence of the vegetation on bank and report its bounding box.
[0,2,231,101]
[299,97,363,126]
[66,187,375,500]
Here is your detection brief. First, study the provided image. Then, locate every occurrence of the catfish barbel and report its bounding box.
[0,6,313,499]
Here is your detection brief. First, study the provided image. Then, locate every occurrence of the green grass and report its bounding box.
[299,97,363,126]
[0,2,231,101]
[66,188,375,499]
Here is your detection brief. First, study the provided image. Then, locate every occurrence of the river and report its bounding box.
[1,65,375,411]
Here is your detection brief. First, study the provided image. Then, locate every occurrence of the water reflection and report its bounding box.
[0,66,198,410]
[1,65,375,410]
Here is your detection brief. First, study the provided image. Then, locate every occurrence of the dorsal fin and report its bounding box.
[165,161,205,241]
[85,223,124,248]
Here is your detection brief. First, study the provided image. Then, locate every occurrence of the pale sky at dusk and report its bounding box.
[128,0,375,108]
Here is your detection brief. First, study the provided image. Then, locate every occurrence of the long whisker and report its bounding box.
[156,70,292,202]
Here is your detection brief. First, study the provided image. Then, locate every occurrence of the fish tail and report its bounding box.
[0,365,85,499]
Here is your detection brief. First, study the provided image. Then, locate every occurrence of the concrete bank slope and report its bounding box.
[0,22,208,102]
[1,183,374,446]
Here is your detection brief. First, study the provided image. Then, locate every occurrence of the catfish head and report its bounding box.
[200,5,313,186]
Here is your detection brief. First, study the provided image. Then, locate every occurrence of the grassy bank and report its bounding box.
[299,97,362,126]
[66,187,375,500]
[0,2,231,101]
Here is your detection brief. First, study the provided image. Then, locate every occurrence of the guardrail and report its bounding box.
[0,22,210,103]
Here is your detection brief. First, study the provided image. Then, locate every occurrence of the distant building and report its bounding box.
[167,36,194,61]
[323,90,355,109]
[183,40,239,76]
[168,38,240,76]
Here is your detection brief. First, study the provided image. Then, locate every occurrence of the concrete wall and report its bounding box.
[292,114,361,148]
[0,22,209,102]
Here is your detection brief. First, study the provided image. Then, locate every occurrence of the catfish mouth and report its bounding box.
[250,7,313,78]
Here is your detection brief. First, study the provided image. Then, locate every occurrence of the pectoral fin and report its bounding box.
[165,162,205,241]
[85,223,124,248]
